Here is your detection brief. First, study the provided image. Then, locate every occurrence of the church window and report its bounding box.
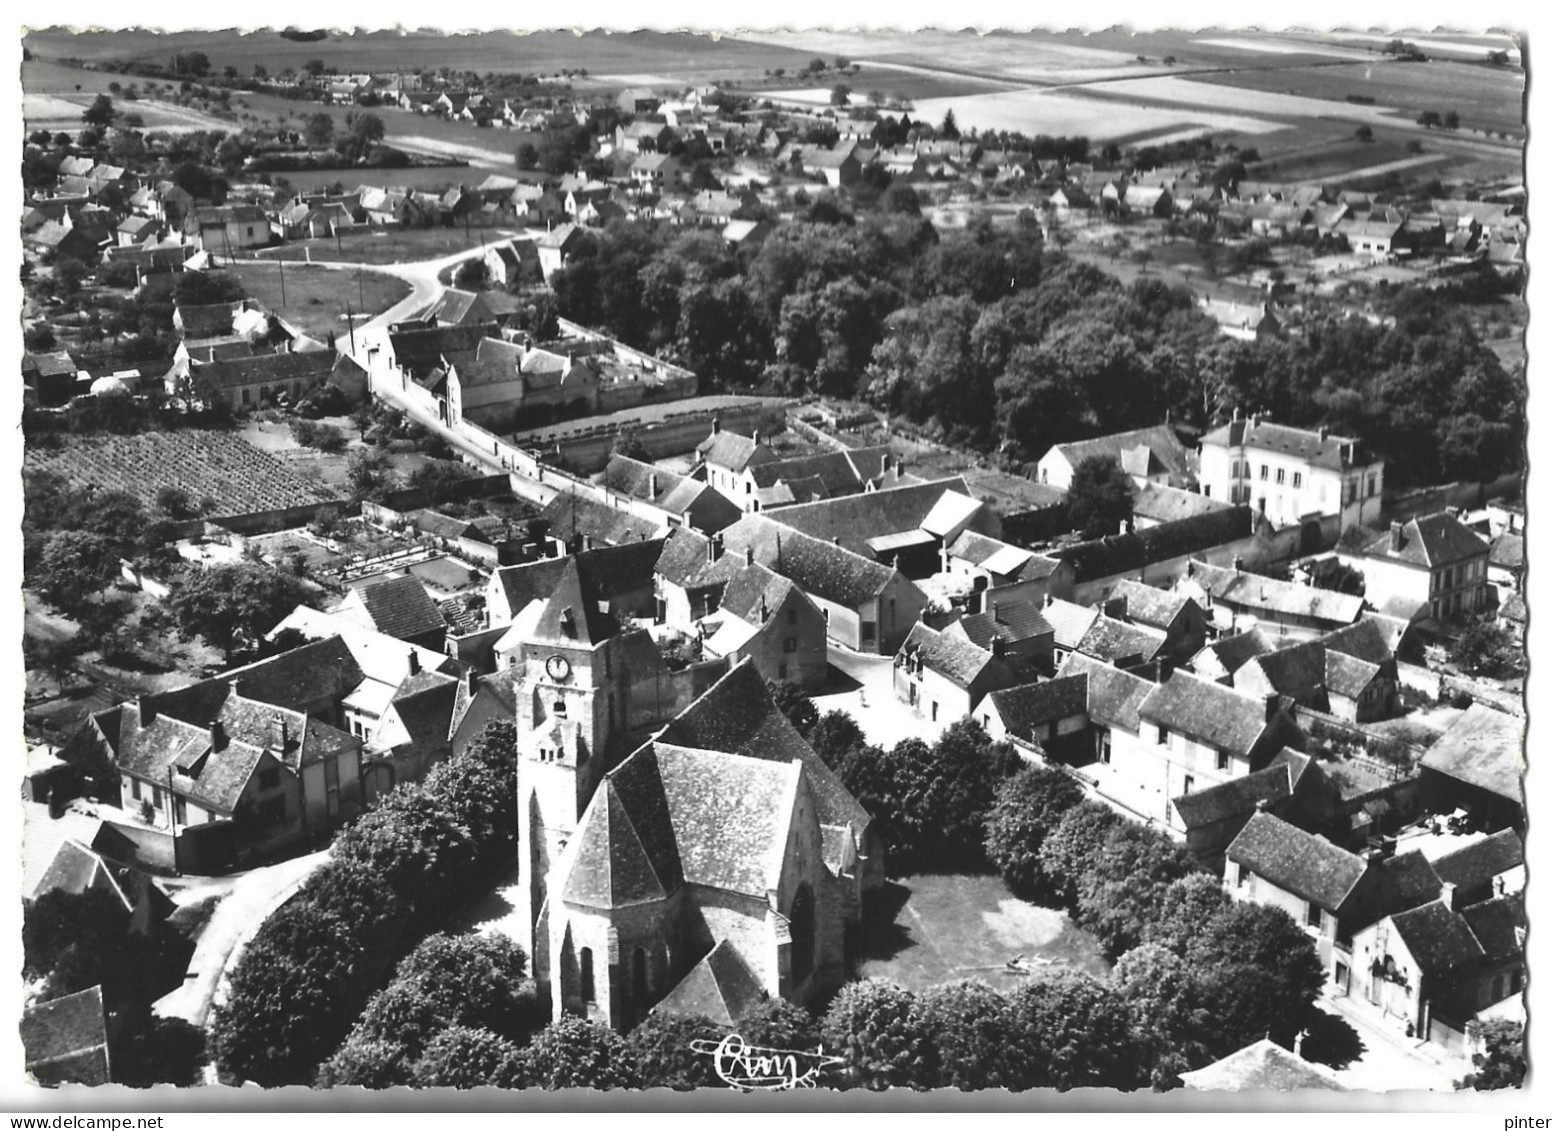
[580,947,596,1003]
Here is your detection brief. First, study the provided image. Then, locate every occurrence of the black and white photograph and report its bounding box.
[8,10,1539,1108]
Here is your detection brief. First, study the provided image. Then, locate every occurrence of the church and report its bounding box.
[506,549,883,1030]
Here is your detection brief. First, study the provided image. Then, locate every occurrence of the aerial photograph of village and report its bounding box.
[13,21,1528,1099]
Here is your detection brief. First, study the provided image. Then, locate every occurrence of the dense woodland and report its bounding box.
[552,214,1524,488]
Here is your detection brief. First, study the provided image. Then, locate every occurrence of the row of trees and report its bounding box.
[210,720,519,1086]
[552,217,1521,487]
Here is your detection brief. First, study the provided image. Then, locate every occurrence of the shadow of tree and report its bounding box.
[849,881,915,966]
[1300,1008,1365,1070]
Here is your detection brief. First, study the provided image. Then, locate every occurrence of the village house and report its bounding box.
[693,421,781,504]
[1180,1039,1346,1092]
[1198,411,1386,529]
[536,223,586,282]
[796,145,862,187]
[1417,704,1525,833]
[176,348,336,410]
[1229,617,1400,724]
[186,204,270,252]
[1177,560,1365,642]
[538,490,665,552]
[941,530,1074,609]
[973,674,1091,761]
[1102,579,1208,662]
[331,575,448,652]
[1055,652,1157,771]
[630,152,684,193]
[599,454,743,535]
[695,559,830,690]
[892,621,1020,727]
[947,597,1056,675]
[482,238,543,288]
[1337,513,1491,623]
[1037,425,1198,492]
[487,539,663,631]
[1132,483,1233,529]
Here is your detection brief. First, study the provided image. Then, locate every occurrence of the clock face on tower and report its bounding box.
[545,654,572,681]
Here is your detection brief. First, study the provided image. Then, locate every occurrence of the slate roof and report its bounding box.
[1139,671,1280,758]
[1359,514,1492,570]
[767,479,976,559]
[1044,598,1100,651]
[1432,829,1524,893]
[22,803,106,903]
[1392,900,1485,976]
[33,840,130,911]
[350,575,445,642]
[1420,704,1524,805]
[540,489,663,547]
[1174,761,1295,829]
[656,659,871,857]
[494,538,662,621]
[1077,616,1166,666]
[389,323,497,380]
[1201,419,1378,472]
[1325,649,1384,700]
[386,670,460,756]
[654,940,768,1026]
[719,561,798,627]
[1047,426,1196,487]
[1186,561,1364,625]
[898,622,1000,689]
[1227,811,1367,911]
[1057,652,1156,732]
[747,448,886,496]
[983,675,1089,732]
[1244,641,1327,700]
[1319,617,1399,665]
[1180,1040,1346,1092]
[601,454,728,518]
[1109,579,1200,631]
[715,514,904,610]
[1488,532,1524,571]
[21,986,112,1087]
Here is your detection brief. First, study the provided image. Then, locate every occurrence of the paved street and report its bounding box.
[1314,994,1468,1093]
[811,643,944,749]
[154,847,333,1029]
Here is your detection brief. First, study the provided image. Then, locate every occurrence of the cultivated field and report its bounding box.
[25,429,342,516]
[910,87,1284,141]
[221,263,411,340]
[22,60,239,134]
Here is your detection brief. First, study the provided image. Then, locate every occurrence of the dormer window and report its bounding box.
[559,608,577,638]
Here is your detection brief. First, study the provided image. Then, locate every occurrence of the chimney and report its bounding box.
[744,544,755,567]
[1318,426,1328,441]
[135,694,149,725]
[1233,407,1244,422]
[881,452,891,476]
[466,668,479,695]
[1390,521,1406,552]
[895,457,905,477]
[1264,692,1282,722]
[711,414,721,435]
[972,586,987,615]
[991,636,1007,662]
[1254,797,1271,813]
[408,649,421,676]
[751,427,760,443]
[1118,518,1131,536]
[707,534,722,563]
[1234,556,1246,573]
[1440,881,1456,909]
[682,509,694,528]
[760,594,768,622]
[649,472,657,495]
[1345,441,1356,465]
[209,720,225,750]
[272,717,288,751]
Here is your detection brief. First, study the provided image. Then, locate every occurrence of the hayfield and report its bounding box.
[25,428,342,516]
[910,87,1284,141]
[1184,60,1527,136]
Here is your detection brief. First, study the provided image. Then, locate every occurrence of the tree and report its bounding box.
[1111,943,1214,1090]
[1064,454,1137,540]
[624,1013,722,1089]
[1355,126,1374,142]
[821,979,933,1090]
[113,1014,208,1088]
[31,531,120,615]
[1462,1021,1525,1089]
[316,1033,413,1088]
[303,112,335,147]
[166,561,308,661]
[738,998,820,1053]
[909,980,1027,1090]
[984,765,1084,901]
[1450,618,1517,677]
[940,108,959,139]
[515,142,539,170]
[522,1017,640,1089]
[411,1026,528,1088]
[1445,110,1461,130]
[303,59,327,77]
[1418,110,1443,129]
[809,710,866,772]
[1185,902,1326,1050]
[831,84,853,108]
[768,679,819,735]
[211,902,362,1086]
[1074,820,1195,958]
[1038,801,1122,908]
[1009,968,1144,1091]
[332,787,478,924]
[81,93,117,128]
[346,447,395,501]
[806,57,828,75]
[1139,873,1230,957]
[454,257,488,290]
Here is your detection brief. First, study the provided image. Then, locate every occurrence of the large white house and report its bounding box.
[1197,411,1385,529]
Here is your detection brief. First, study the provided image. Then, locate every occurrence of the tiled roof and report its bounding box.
[21,986,111,1087]
[1431,829,1524,893]
[389,323,496,380]
[718,561,797,627]
[1227,811,1367,911]
[175,302,240,339]
[387,671,460,756]
[1173,761,1295,829]
[1186,561,1365,625]
[1325,649,1384,700]
[1180,1040,1345,1092]
[1133,483,1232,525]
[655,659,870,854]
[955,602,1052,649]
[601,454,727,518]
[1392,900,1485,976]
[1077,616,1166,666]
[716,514,903,610]
[983,675,1088,733]
[767,479,976,558]
[1319,617,1398,665]
[1056,507,1257,585]
[1488,532,1524,571]
[1200,419,1376,472]
[1359,514,1491,570]
[654,939,767,1026]
[1420,704,1524,805]
[1139,671,1279,758]
[1497,590,1527,625]
[33,840,128,910]
[1244,640,1327,701]
[351,576,445,642]
[494,539,662,619]
[1461,894,1525,961]
[898,622,1000,689]
[1057,652,1156,732]
[1197,628,1277,676]
[22,803,106,903]
[1044,598,1099,651]
[192,349,336,391]
[1108,579,1199,632]
[1049,426,1195,487]
[695,429,776,471]
[540,490,663,547]
[747,448,883,495]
